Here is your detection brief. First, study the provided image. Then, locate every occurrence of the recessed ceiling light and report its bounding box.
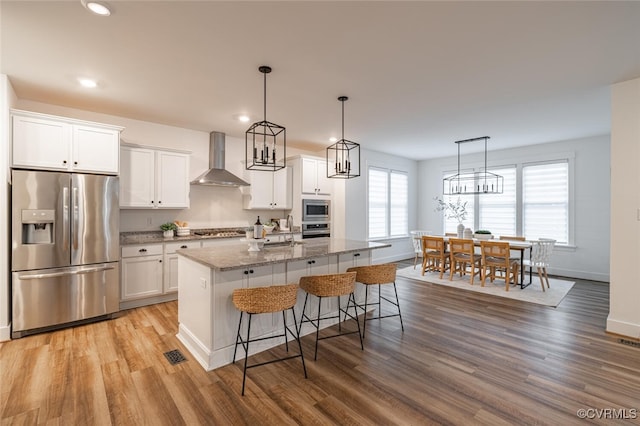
[236,114,250,123]
[329,137,338,142]
[82,1,111,16]
[78,78,97,88]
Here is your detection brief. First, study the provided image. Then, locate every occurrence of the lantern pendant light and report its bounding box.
[443,136,503,195]
[326,96,360,179]
[245,65,286,172]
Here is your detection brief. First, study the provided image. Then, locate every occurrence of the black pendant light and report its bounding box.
[443,136,503,195]
[246,65,286,171]
[326,96,360,179]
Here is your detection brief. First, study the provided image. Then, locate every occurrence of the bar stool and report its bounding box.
[232,283,307,396]
[298,272,363,360]
[346,263,404,338]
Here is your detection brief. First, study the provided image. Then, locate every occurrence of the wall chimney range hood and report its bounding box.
[191,131,250,187]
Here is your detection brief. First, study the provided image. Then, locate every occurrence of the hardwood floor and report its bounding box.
[2,260,639,425]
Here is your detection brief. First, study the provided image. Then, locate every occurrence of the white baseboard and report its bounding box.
[0,324,11,342]
[607,316,640,339]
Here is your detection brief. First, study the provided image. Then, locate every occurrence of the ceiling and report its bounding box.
[2,1,640,160]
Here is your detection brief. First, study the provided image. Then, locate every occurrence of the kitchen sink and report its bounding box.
[262,241,304,247]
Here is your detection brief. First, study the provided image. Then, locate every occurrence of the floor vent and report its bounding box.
[164,349,188,365]
[618,338,640,348]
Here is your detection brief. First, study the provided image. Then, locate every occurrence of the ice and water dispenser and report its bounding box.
[22,209,55,244]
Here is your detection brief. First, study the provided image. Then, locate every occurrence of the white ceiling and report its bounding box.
[2,1,639,159]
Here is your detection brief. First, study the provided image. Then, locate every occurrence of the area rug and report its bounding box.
[396,266,575,307]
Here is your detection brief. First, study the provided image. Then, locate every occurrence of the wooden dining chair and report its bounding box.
[421,236,449,278]
[480,240,519,291]
[448,238,482,284]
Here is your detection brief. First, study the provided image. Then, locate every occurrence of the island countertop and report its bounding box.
[176,238,390,271]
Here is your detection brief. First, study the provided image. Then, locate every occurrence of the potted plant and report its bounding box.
[474,229,493,240]
[160,222,177,238]
[434,196,468,237]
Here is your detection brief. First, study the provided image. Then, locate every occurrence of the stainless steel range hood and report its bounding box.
[191,131,250,186]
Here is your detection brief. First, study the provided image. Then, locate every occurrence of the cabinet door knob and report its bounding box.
[63,160,67,165]
[158,200,162,204]
[159,260,162,263]
[181,245,187,249]
[249,269,254,274]
[139,248,147,253]
[354,253,360,257]
[244,270,249,275]
[74,161,78,165]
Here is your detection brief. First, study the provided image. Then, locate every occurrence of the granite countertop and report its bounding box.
[177,238,391,271]
[120,229,300,246]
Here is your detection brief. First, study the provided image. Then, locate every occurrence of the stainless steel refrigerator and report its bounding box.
[11,169,120,338]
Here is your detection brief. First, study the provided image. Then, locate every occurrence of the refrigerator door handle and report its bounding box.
[72,186,79,250]
[63,185,70,249]
[17,265,116,280]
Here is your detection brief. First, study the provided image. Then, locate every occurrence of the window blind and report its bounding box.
[523,161,569,243]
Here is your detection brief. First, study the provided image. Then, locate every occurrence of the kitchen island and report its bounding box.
[176,238,390,371]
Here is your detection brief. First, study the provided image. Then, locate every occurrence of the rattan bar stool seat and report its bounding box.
[346,263,404,338]
[232,283,307,395]
[298,272,363,360]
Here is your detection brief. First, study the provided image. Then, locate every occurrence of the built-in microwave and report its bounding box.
[302,199,330,222]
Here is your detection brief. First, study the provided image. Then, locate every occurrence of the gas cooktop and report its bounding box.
[193,230,245,237]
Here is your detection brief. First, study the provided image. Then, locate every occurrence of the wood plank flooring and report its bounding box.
[2,260,639,425]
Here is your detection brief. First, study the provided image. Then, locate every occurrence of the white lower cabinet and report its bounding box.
[121,240,202,309]
[286,255,337,331]
[164,241,202,293]
[337,251,372,306]
[121,244,164,301]
[212,264,286,351]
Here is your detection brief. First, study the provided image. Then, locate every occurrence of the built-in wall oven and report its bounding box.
[302,199,330,222]
[302,199,331,239]
[301,222,331,239]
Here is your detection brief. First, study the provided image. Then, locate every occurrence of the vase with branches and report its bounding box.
[434,196,468,237]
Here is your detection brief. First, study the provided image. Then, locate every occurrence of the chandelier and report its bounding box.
[326,96,360,179]
[443,136,503,195]
[246,65,286,172]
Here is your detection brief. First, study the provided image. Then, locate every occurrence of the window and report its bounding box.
[523,161,569,244]
[368,167,408,239]
[440,159,571,244]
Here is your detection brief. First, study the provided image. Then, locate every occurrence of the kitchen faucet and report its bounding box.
[286,214,294,246]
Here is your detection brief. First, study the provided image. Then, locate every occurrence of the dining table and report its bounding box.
[415,235,533,289]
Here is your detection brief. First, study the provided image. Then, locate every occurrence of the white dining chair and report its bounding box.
[523,238,556,291]
[410,230,432,269]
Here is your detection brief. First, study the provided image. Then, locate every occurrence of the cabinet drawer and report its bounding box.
[121,244,163,258]
[165,241,201,254]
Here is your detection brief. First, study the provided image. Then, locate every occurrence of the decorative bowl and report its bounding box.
[263,225,276,234]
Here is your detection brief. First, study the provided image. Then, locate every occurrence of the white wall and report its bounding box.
[1,75,17,341]
[608,76,640,339]
[418,135,611,282]
[343,148,419,263]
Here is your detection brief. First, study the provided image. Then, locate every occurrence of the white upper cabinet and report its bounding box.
[120,144,190,209]
[300,157,332,195]
[242,166,292,210]
[11,109,122,174]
